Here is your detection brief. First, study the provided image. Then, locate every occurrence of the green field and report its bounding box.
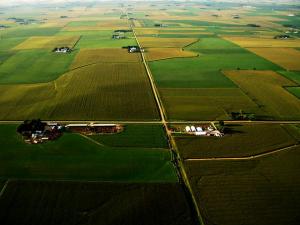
[1,27,61,38]
[150,62,236,88]
[77,36,136,48]
[0,181,197,225]
[185,146,300,225]
[0,124,176,182]
[90,125,168,148]
[287,87,300,99]
[0,49,77,84]
[176,124,299,159]
[150,39,281,89]
[279,71,300,84]
[0,37,27,51]
[67,21,100,27]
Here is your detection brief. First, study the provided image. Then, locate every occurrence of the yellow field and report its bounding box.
[145,48,198,61]
[224,70,300,119]
[222,36,300,48]
[138,37,198,48]
[71,48,142,68]
[0,63,158,120]
[247,48,300,71]
[14,36,80,50]
[160,88,260,121]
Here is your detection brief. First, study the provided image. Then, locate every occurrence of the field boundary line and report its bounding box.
[148,54,200,63]
[185,143,300,162]
[78,134,106,147]
[68,61,141,73]
[72,35,82,49]
[0,180,9,199]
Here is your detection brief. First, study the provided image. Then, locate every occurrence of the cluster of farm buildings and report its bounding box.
[18,120,123,144]
[185,125,224,137]
[52,47,72,53]
[17,120,64,144]
[112,29,132,39]
[170,123,224,137]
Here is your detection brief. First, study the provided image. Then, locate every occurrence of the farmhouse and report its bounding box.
[17,120,63,144]
[112,33,126,39]
[53,47,72,53]
[124,46,144,53]
[154,23,168,27]
[114,29,132,33]
[0,25,9,29]
[274,34,291,39]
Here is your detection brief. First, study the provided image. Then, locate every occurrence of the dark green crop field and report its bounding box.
[184,147,300,225]
[0,181,198,225]
[90,125,169,148]
[279,71,300,84]
[287,87,300,99]
[0,125,176,182]
[175,124,300,159]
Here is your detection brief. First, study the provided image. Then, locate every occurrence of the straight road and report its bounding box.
[131,23,206,225]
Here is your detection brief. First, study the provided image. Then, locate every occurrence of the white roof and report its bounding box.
[196,127,203,132]
[66,124,88,127]
[90,124,117,127]
[195,131,207,136]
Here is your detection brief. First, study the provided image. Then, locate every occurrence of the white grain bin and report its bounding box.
[185,126,191,132]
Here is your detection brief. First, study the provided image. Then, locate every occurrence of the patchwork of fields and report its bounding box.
[0,1,300,225]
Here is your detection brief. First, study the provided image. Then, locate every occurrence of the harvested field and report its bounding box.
[185,146,300,225]
[0,63,159,120]
[71,48,142,68]
[176,124,299,159]
[0,181,197,225]
[145,48,198,61]
[247,47,300,71]
[224,70,300,120]
[14,36,80,50]
[138,37,198,48]
[222,36,300,48]
[160,88,260,121]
